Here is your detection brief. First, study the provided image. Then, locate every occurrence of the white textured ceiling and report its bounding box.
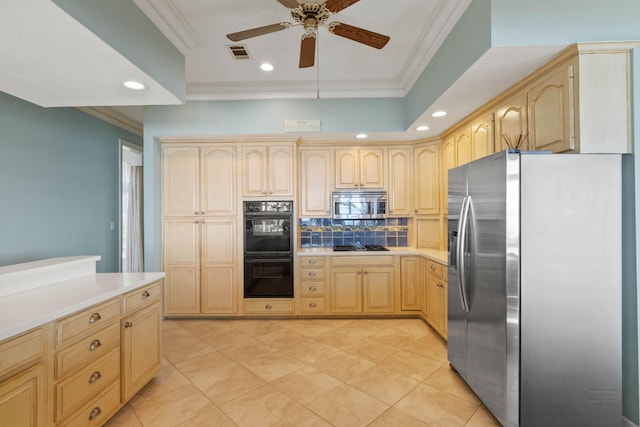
[0,0,566,137]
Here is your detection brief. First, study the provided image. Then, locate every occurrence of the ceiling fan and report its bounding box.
[226,0,390,68]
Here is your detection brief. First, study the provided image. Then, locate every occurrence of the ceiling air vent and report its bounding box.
[227,44,251,59]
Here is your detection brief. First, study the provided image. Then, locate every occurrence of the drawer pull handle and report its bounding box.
[88,313,102,324]
[309,286,317,292]
[88,371,102,384]
[88,340,102,351]
[265,304,273,310]
[308,271,316,277]
[308,259,316,264]
[309,302,317,308]
[430,265,436,270]
[88,407,102,421]
[142,290,151,299]
[124,321,133,328]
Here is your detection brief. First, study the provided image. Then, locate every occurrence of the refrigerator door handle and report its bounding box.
[457,195,471,313]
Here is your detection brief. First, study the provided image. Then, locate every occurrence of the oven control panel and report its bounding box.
[244,201,293,213]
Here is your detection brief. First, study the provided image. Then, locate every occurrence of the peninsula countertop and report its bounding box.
[0,256,164,341]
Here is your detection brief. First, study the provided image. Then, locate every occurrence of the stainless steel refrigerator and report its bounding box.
[448,150,622,427]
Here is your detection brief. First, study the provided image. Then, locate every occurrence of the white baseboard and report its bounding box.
[624,416,639,427]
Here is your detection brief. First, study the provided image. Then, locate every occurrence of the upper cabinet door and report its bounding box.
[454,128,472,167]
[335,149,359,189]
[242,146,268,197]
[163,147,200,216]
[201,146,236,216]
[269,145,294,197]
[413,144,439,215]
[494,92,528,152]
[299,149,332,217]
[359,149,384,189]
[387,148,412,216]
[527,62,576,153]
[471,113,494,161]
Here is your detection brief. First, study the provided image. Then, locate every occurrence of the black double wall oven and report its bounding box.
[243,201,293,298]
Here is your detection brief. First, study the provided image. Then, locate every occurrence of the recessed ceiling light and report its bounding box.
[123,81,146,90]
[356,133,368,139]
[416,125,429,131]
[431,111,447,118]
[260,63,274,71]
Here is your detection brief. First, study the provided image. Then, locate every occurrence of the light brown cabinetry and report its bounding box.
[163,218,237,315]
[163,146,237,217]
[0,328,47,427]
[298,256,327,314]
[335,148,384,189]
[54,299,122,425]
[387,148,412,217]
[400,257,422,311]
[425,260,447,339]
[242,144,294,197]
[329,256,395,314]
[299,149,332,217]
[121,282,162,402]
[471,114,494,160]
[494,92,528,152]
[527,61,576,153]
[413,144,439,215]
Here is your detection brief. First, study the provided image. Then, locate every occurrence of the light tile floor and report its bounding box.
[105,318,501,427]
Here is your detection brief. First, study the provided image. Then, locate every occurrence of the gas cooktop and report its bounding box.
[333,244,389,252]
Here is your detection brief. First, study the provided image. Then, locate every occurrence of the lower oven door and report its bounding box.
[244,257,293,298]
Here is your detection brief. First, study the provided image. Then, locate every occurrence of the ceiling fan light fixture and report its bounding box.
[123,80,146,91]
[260,63,274,71]
[432,110,447,118]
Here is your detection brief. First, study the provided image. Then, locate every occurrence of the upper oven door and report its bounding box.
[244,215,292,254]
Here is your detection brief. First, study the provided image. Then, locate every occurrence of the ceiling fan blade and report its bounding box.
[299,35,316,68]
[324,0,360,13]
[328,22,390,49]
[276,0,300,8]
[226,23,289,42]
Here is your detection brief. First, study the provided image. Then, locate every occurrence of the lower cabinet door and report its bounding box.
[121,303,162,401]
[0,363,45,427]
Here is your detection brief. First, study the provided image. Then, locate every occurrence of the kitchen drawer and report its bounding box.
[243,300,294,314]
[330,255,394,267]
[300,269,325,281]
[0,327,44,378]
[61,380,121,427]
[55,322,120,379]
[300,298,326,314]
[56,299,120,347]
[299,256,325,267]
[300,282,325,297]
[121,281,162,315]
[55,347,120,421]
[426,260,445,280]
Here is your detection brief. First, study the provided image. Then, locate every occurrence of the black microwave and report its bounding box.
[332,191,387,220]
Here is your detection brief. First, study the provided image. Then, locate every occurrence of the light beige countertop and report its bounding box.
[296,247,448,264]
[0,256,164,341]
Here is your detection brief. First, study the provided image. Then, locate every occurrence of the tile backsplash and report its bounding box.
[299,218,409,248]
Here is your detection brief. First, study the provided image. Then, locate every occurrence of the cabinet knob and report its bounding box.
[309,286,317,292]
[430,265,436,270]
[88,407,102,421]
[265,304,273,310]
[142,290,150,299]
[357,271,362,275]
[354,184,359,188]
[308,259,316,265]
[263,191,268,196]
[88,340,102,351]
[363,271,368,275]
[309,302,317,308]
[194,211,199,216]
[308,271,316,277]
[194,220,199,224]
[124,321,133,328]
[88,313,101,324]
[88,371,102,384]
[201,211,205,215]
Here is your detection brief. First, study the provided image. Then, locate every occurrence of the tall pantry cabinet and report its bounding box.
[163,145,238,315]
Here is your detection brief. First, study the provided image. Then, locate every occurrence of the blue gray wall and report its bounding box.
[0,92,142,272]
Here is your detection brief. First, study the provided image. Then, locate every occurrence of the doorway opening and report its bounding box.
[120,140,143,272]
